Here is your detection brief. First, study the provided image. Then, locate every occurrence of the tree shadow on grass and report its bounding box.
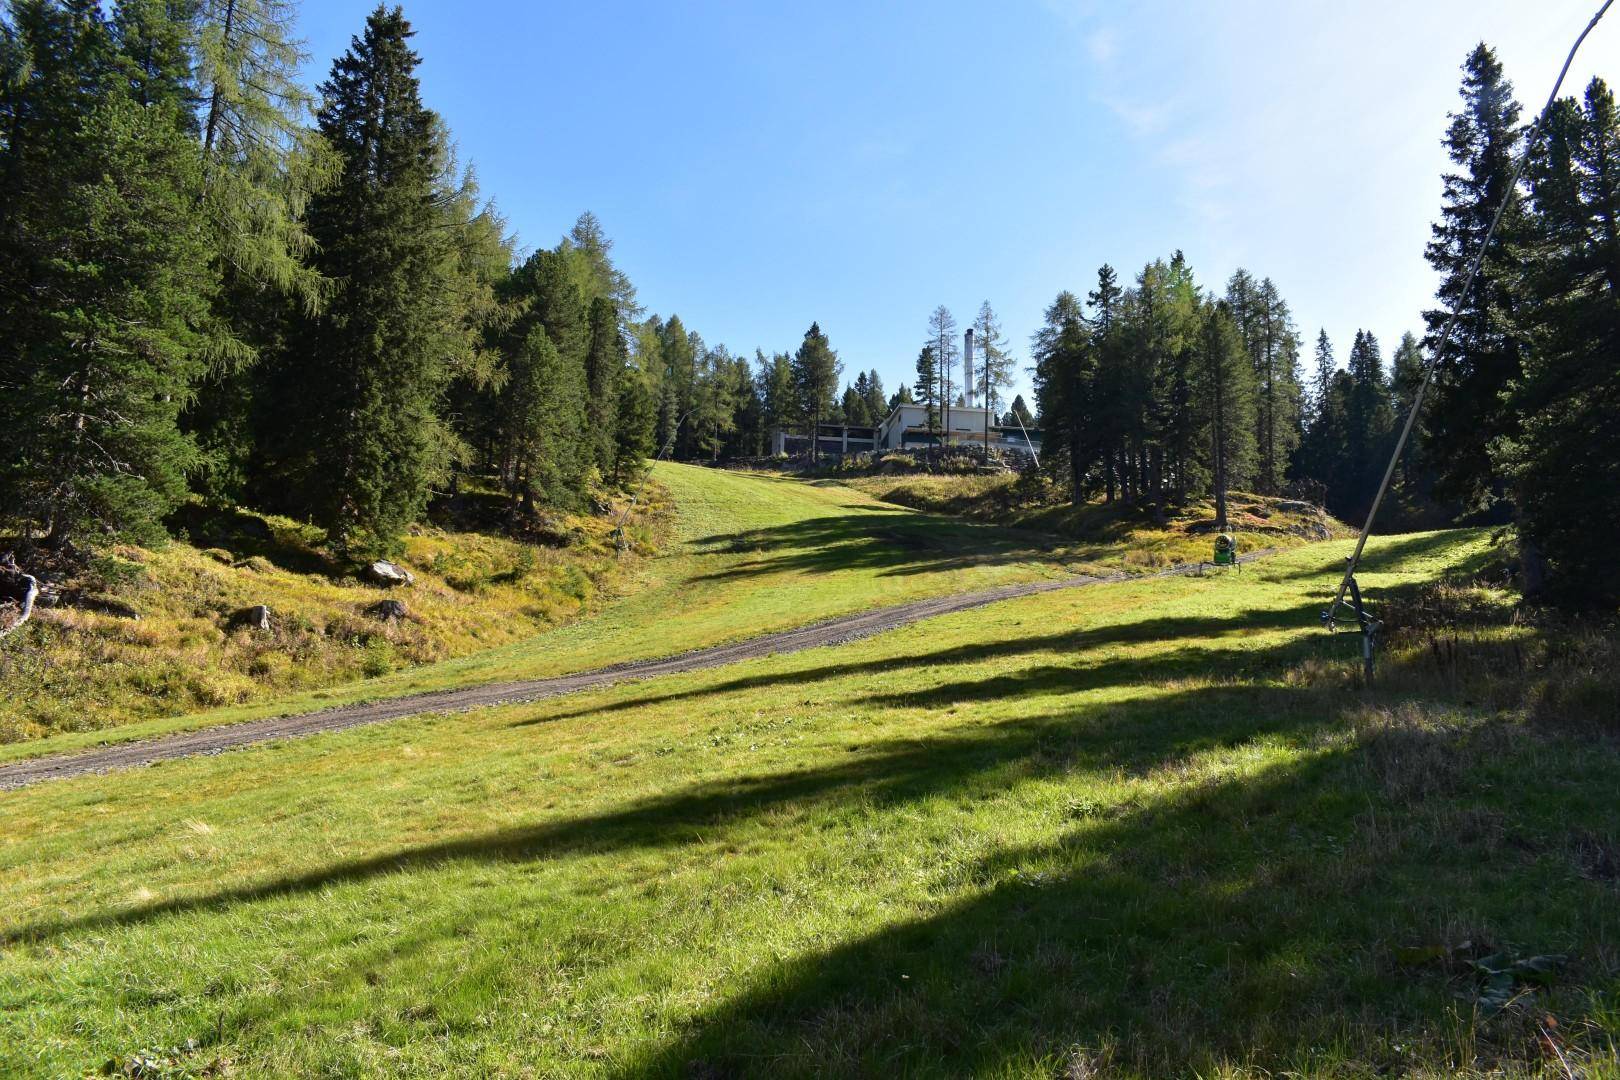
[620,715,1620,1077]
[1262,529,1491,584]
[4,634,1336,949]
[689,512,1077,583]
[510,602,1327,730]
[9,621,1617,1075]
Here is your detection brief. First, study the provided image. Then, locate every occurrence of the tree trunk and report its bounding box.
[0,555,39,640]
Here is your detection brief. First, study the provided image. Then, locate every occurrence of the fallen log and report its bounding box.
[0,553,39,640]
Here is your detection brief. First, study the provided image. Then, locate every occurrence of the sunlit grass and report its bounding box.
[3,527,1615,1076]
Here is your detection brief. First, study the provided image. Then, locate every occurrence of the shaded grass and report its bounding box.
[3,528,1616,1076]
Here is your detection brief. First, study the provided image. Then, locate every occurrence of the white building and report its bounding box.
[768,328,1042,458]
[873,402,1039,454]
[769,402,1040,458]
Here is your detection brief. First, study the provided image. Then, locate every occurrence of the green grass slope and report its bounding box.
[5,527,1615,1077]
[0,463,1098,763]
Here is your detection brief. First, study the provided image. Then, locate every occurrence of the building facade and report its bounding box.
[770,403,1041,459]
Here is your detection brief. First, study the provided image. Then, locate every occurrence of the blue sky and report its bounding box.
[297,1,1617,407]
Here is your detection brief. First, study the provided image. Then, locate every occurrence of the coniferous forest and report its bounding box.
[1,4,1616,612]
[1031,44,1620,608]
[0,1,778,563]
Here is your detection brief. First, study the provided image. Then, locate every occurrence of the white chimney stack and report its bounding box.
[963,327,976,408]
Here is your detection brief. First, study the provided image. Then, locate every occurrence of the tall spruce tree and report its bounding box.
[862,369,887,423]
[276,6,464,559]
[1502,78,1620,603]
[1250,277,1302,493]
[1424,43,1527,512]
[613,363,656,482]
[1196,301,1258,528]
[0,1,215,545]
[841,384,868,427]
[1032,291,1096,503]
[1342,330,1395,519]
[913,344,940,444]
[760,350,796,439]
[491,248,589,509]
[1308,329,1336,426]
[1088,265,1128,500]
[791,322,839,461]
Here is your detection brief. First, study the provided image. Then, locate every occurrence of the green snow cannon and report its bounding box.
[1213,532,1238,567]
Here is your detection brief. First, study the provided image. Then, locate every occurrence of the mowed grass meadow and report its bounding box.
[4,508,1617,1076]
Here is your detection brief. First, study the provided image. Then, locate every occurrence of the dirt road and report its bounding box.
[0,550,1272,790]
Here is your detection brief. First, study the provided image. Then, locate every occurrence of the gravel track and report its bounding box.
[0,549,1273,791]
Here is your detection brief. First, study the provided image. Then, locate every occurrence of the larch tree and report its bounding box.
[193,0,333,307]
[558,211,641,330]
[927,305,959,442]
[974,301,1015,460]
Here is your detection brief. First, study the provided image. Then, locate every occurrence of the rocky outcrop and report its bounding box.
[231,604,273,632]
[365,560,414,587]
[365,599,409,622]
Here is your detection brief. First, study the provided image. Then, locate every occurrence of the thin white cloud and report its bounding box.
[1099,93,1177,137]
[1086,27,1117,65]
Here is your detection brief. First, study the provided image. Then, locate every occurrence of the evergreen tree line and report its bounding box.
[1302,44,1620,606]
[0,1,707,561]
[1033,44,1620,606]
[1031,254,1304,528]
